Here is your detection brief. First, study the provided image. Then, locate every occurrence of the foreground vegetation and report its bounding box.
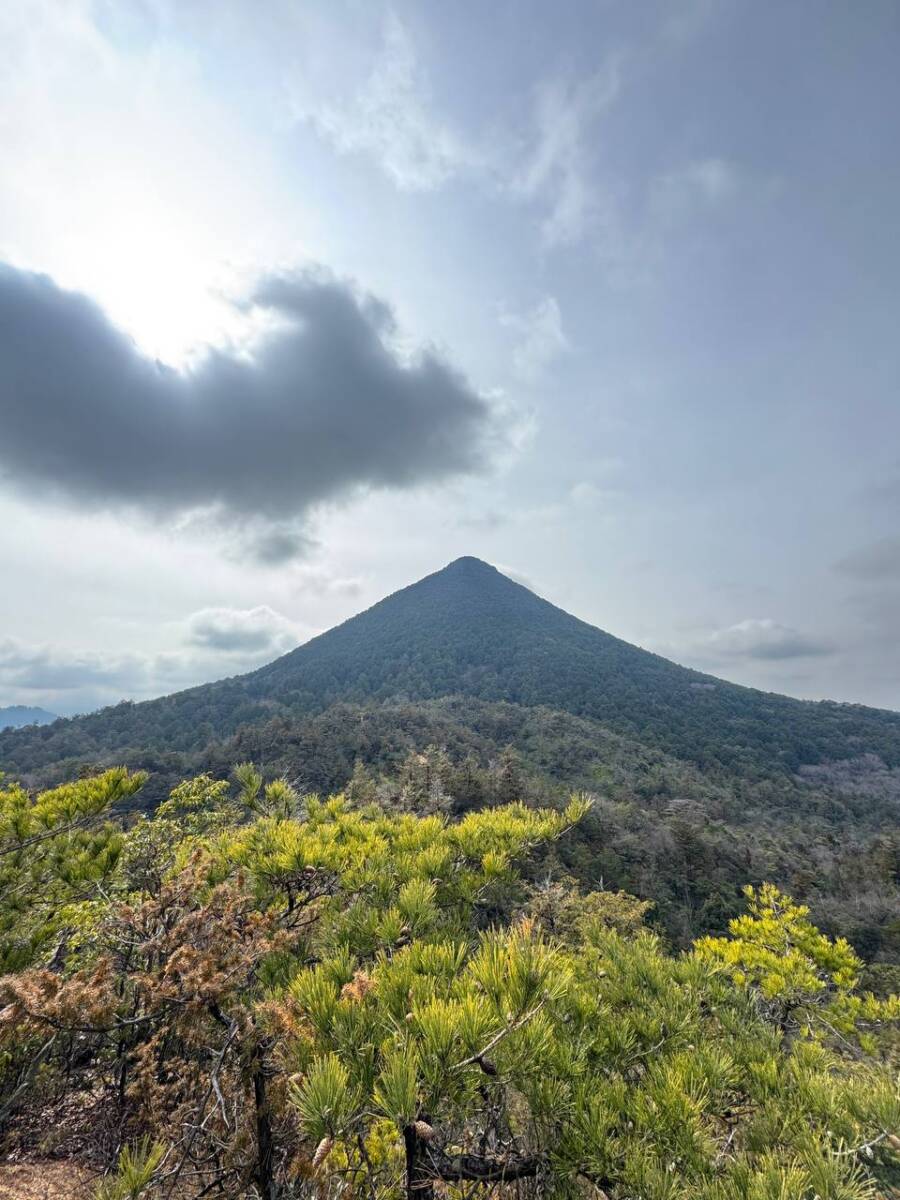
[4,698,900,963]
[0,767,898,1199]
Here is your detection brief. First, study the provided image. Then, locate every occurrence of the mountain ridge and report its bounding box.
[0,704,58,731]
[1,556,899,787]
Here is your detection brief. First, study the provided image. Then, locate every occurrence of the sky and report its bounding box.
[1,0,899,717]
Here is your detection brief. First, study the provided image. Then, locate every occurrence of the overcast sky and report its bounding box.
[1,0,899,717]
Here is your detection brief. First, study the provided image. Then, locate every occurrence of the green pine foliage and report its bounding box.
[0,766,145,971]
[0,766,896,1198]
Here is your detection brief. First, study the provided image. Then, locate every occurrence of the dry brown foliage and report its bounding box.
[0,864,321,1198]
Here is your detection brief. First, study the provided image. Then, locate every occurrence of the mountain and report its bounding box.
[2,557,899,955]
[1,556,899,787]
[0,705,57,731]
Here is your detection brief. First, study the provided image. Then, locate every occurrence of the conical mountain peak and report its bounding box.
[414,556,523,592]
[2,557,899,799]
[439,555,503,576]
[394,555,536,609]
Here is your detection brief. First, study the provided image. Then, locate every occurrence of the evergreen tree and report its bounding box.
[0,770,896,1199]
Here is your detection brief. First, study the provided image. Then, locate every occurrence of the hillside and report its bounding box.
[1,557,899,956]
[0,705,57,731]
[1,556,899,784]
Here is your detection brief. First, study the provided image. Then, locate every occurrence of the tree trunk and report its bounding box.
[404,1119,541,1198]
[403,1122,434,1200]
[254,1060,277,1200]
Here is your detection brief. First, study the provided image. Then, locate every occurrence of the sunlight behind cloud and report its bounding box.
[0,0,313,364]
[57,184,247,365]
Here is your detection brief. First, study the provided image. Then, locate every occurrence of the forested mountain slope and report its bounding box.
[1,554,900,782]
[2,556,899,786]
[250,556,900,772]
[2,558,899,957]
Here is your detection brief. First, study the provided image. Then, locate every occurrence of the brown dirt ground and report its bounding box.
[0,1161,96,1199]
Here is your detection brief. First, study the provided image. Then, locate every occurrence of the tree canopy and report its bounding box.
[0,768,897,1199]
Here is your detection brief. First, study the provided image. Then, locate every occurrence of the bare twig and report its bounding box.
[453,1002,545,1071]
[0,1033,58,1123]
[162,1021,239,1200]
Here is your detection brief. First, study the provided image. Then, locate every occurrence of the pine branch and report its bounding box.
[426,1146,541,1184]
[833,1130,894,1158]
[452,1000,545,1071]
[0,1033,57,1124]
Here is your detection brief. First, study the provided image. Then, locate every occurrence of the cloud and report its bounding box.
[455,509,508,531]
[698,619,834,662]
[500,296,569,381]
[514,60,622,248]
[241,526,317,567]
[569,461,627,509]
[661,0,726,47]
[299,12,473,191]
[569,482,605,507]
[185,605,301,655]
[494,563,536,592]
[0,604,308,714]
[0,638,150,693]
[835,536,900,581]
[0,262,496,542]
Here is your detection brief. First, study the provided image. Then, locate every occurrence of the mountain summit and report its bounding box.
[249,554,693,716]
[2,557,900,788]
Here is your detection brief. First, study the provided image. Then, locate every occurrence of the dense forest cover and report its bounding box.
[2,559,898,977]
[0,766,898,1199]
[4,558,900,785]
[3,698,897,964]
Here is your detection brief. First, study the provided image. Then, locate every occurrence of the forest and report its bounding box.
[7,696,897,968]
[5,558,900,791]
[0,765,897,1199]
[2,558,900,976]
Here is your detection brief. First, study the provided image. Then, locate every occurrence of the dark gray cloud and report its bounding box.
[835,537,900,581]
[0,263,495,537]
[249,530,312,565]
[709,619,834,662]
[185,605,300,655]
[670,619,834,666]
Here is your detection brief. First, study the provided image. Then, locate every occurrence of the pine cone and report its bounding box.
[413,1120,435,1142]
[312,1135,334,1170]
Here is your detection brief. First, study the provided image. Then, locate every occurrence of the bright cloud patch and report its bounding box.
[0,604,307,715]
[299,13,473,191]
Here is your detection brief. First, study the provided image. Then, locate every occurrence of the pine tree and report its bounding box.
[0,767,145,972]
[0,770,897,1199]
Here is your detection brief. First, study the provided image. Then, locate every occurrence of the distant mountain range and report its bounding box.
[0,705,57,732]
[2,557,898,954]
